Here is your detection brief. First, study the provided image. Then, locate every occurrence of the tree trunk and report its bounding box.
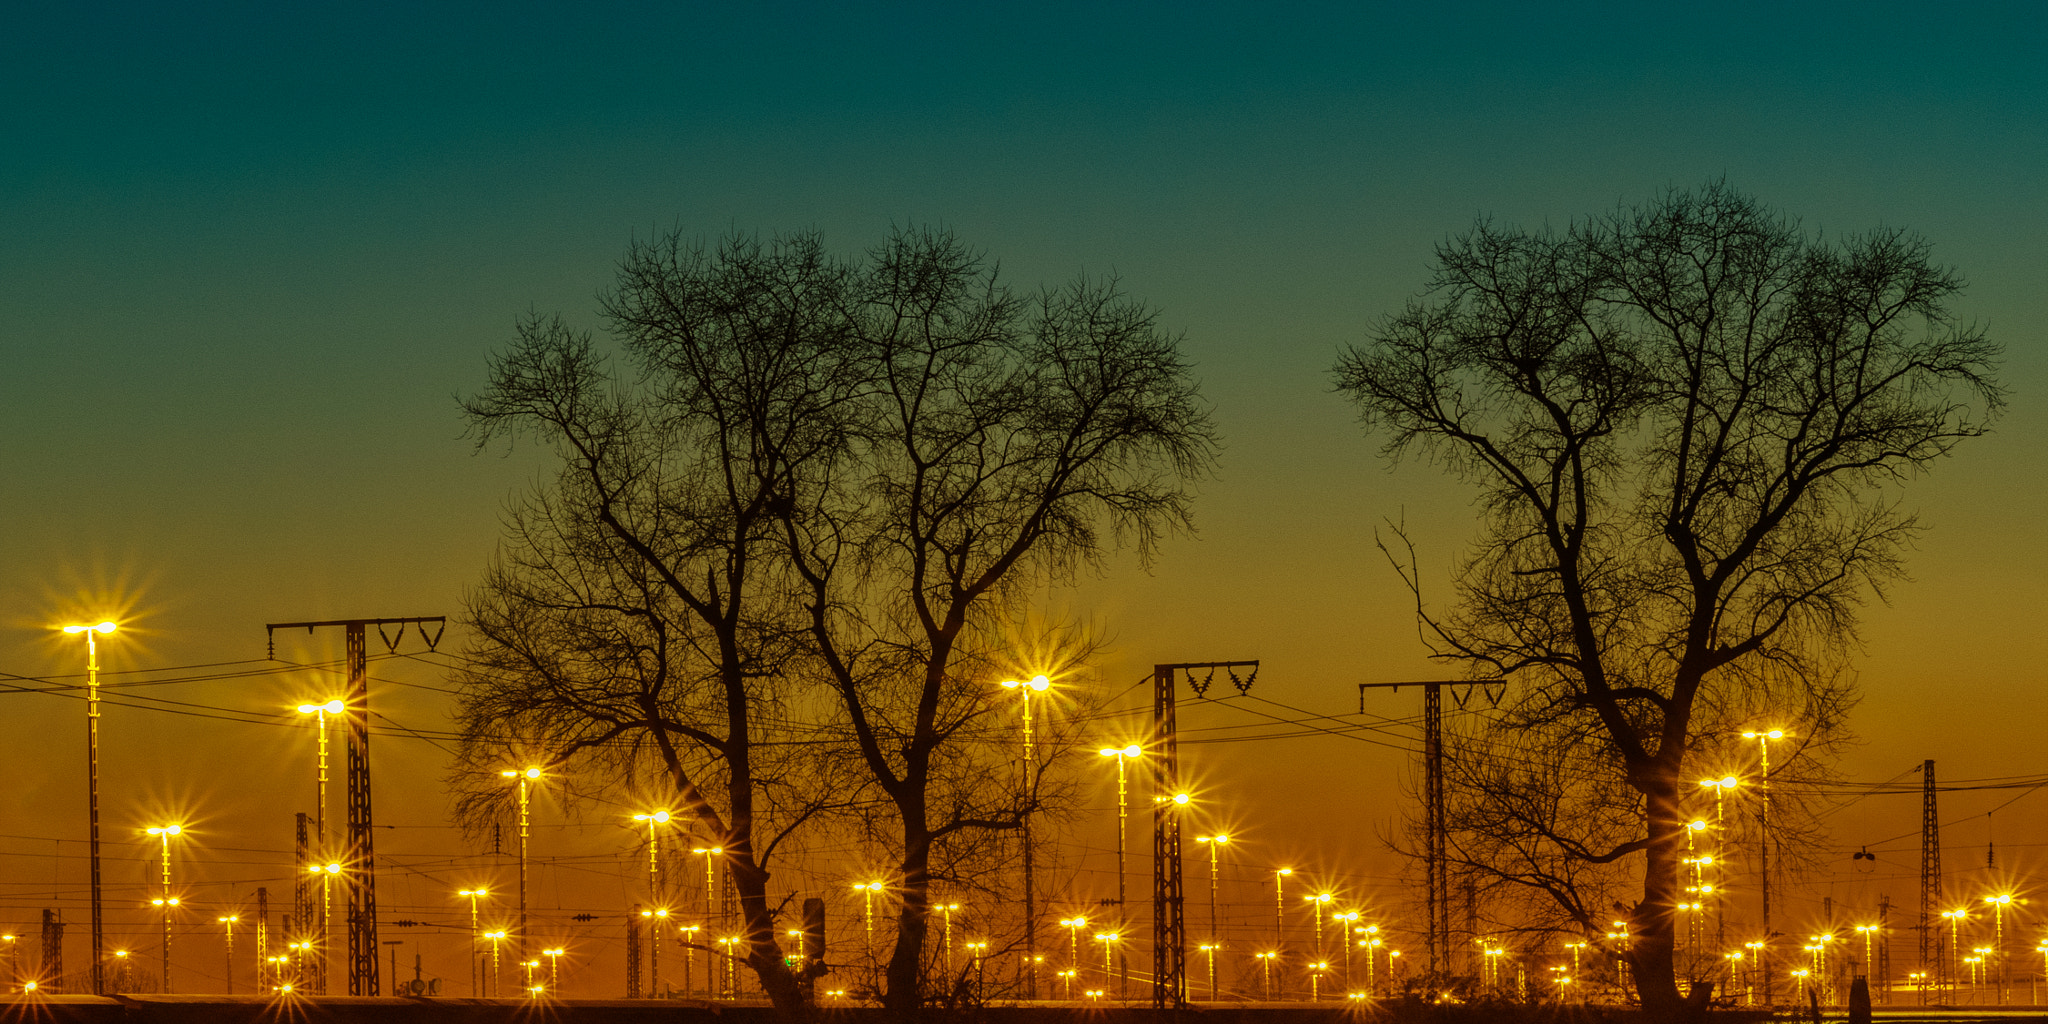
[733,851,810,1022]
[882,819,934,1017]
[1634,776,1686,1017]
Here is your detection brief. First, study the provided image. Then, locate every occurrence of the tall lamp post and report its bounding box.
[1002,673,1050,995]
[1983,893,2015,1005]
[1098,744,1140,996]
[296,697,342,989]
[1194,835,1230,948]
[458,888,489,996]
[500,767,543,965]
[634,810,671,996]
[63,620,117,994]
[218,915,239,994]
[146,824,184,992]
[1742,728,1786,1005]
[1273,867,1293,996]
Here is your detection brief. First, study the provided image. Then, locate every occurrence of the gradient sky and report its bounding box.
[3,1,2044,996]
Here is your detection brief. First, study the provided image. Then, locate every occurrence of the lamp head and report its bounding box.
[64,622,118,635]
[1172,792,1190,805]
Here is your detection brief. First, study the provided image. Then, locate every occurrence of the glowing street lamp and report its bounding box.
[935,902,961,973]
[1059,916,1087,997]
[217,915,238,994]
[1742,727,1787,1004]
[146,824,183,992]
[483,931,508,996]
[638,908,669,996]
[543,948,565,990]
[679,925,700,998]
[1983,893,2016,1004]
[1942,908,1969,999]
[853,882,886,958]
[633,810,671,993]
[1194,834,1230,947]
[1256,951,1277,1001]
[1094,932,1119,994]
[1304,892,1334,960]
[1198,942,1219,1000]
[499,766,544,962]
[63,619,117,994]
[692,845,725,928]
[1098,741,1142,987]
[458,889,490,996]
[1002,672,1051,990]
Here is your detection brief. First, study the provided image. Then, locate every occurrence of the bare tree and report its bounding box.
[456,232,870,1017]
[1334,183,2001,1016]
[780,229,1218,1013]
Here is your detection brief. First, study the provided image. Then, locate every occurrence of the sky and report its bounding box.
[3,0,2045,999]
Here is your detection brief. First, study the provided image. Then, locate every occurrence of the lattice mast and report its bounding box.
[1151,660,1258,1009]
[267,616,445,996]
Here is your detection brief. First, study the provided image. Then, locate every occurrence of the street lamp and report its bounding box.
[1942,908,1969,1000]
[483,931,508,996]
[1303,892,1334,960]
[853,882,886,959]
[1983,893,2016,1004]
[1002,673,1051,992]
[499,766,544,963]
[679,925,700,999]
[1256,950,1277,1001]
[633,810,671,993]
[1198,942,1219,1001]
[1742,727,1787,1005]
[146,824,183,992]
[543,948,564,991]
[1060,916,1087,998]
[217,915,238,994]
[1333,911,1358,990]
[308,861,341,992]
[692,845,725,928]
[1097,744,1141,964]
[1273,867,1293,996]
[638,908,669,996]
[63,619,116,994]
[1094,932,1118,995]
[935,902,961,973]
[458,889,489,996]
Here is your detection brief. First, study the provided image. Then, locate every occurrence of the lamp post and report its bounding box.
[1002,673,1050,993]
[1194,835,1229,951]
[1333,912,1358,991]
[500,767,543,964]
[64,620,116,994]
[1256,951,1276,1001]
[1098,743,1140,996]
[692,846,725,930]
[1943,908,1969,1001]
[218,915,238,994]
[113,949,130,993]
[1060,916,1086,998]
[295,698,342,989]
[458,889,489,996]
[1199,942,1218,1000]
[543,947,563,991]
[1304,892,1333,961]
[679,925,700,998]
[1095,933,1117,994]
[1364,928,1382,995]
[854,882,886,959]
[1984,893,2015,1004]
[1742,728,1786,1005]
[310,861,341,992]
[1273,868,1293,997]
[639,908,669,996]
[634,810,671,994]
[966,940,989,999]
[484,931,507,996]
[146,824,183,992]
[936,902,961,974]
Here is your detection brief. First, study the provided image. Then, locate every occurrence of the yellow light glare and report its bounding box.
[1028,674,1050,691]
[1172,793,1190,805]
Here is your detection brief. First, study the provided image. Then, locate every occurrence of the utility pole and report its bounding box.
[267,615,444,996]
[1921,760,1939,998]
[1151,660,1258,1010]
[1359,679,1500,981]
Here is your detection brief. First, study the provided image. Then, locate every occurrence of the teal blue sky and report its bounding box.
[3,1,2045,995]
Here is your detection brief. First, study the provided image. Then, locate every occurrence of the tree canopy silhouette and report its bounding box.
[1333,182,2001,1015]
